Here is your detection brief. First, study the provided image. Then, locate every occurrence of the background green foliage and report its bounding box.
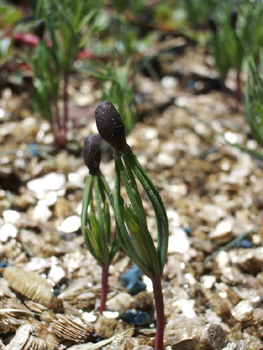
[245,53,263,147]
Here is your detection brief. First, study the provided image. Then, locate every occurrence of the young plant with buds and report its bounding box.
[81,134,119,313]
[95,101,169,350]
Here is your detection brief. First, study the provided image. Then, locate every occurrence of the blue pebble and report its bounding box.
[28,143,41,157]
[53,288,60,297]
[135,310,151,326]
[236,238,253,249]
[126,279,146,294]
[199,152,207,160]
[122,309,137,323]
[120,265,142,283]
[120,265,146,295]
[209,147,218,154]
[182,226,192,236]
[122,309,150,326]
[0,261,12,269]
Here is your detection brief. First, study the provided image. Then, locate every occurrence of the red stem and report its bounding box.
[152,276,165,350]
[220,78,227,105]
[62,71,69,148]
[236,68,241,108]
[52,99,61,151]
[99,264,109,314]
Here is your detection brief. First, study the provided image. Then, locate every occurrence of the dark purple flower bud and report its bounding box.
[95,101,126,151]
[207,18,217,35]
[230,9,238,30]
[83,134,101,175]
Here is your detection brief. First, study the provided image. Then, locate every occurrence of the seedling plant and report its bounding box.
[81,134,119,313]
[27,0,103,150]
[95,101,169,350]
[87,59,138,135]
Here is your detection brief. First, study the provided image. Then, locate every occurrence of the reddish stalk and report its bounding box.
[235,68,241,109]
[220,78,227,105]
[99,264,109,313]
[52,99,61,151]
[152,276,165,350]
[62,71,69,149]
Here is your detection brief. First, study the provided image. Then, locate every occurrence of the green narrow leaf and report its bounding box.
[104,200,111,245]
[114,156,154,278]
[84,226,103,265]
[115,155,159,275]
[121,204,154,268]
[124,150,169,274]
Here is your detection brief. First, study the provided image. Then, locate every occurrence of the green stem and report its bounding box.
[98,172,115,207]
[94,175,109,264]
[98,173,120,263]
[81,176,102,263]
[81,176,93,237]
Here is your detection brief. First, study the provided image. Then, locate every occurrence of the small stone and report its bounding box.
[95,315,119,339]
[120,265,146,294]
[253,308,263,323]
[161,76,178,89]
[27,203,52,222]
[95,315,132,339]
[14,192,36,209]
[164,314,205,345]
[201,276,216,290]
[106,292,132,316]
[208,217,234,244]
[122,309,151,326]
[199,324,227,350]
[131,291,153,311]
[231,300,253,322]
[27,172,66,199]
[231,248,263,275]
[0,223,18,242]
[54,197,72,218]
[2,210,20,223]
[173,299,196,318]
[104,336,138,350]
[190,238,213,254]
[171,339,199,350]
[157,153,175,168]
[215,251,230,269]
[168,228,190,254]
[48,261,66,284]
[198,204,226,223]
[236,238,253,249]
[220,267,245,285]
[133,346,153,350]
[60,215,81,233]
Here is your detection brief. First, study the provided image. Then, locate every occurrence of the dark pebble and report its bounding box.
[236,238,253,249]
[122,309,150,326]
[120,265,146,295]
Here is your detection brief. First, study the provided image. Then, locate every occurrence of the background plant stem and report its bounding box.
[99,264,109,313]
[53,99,61,150]
[152,276,165,350]
[62,70,69,148]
